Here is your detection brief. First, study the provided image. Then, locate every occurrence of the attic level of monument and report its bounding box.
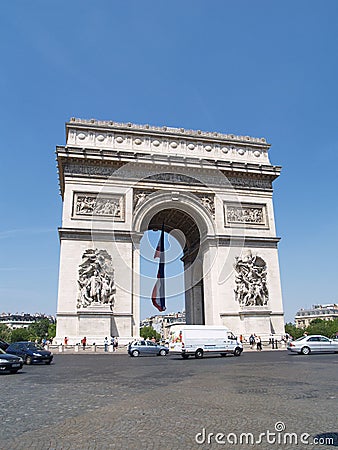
[63,118,277,167]
[67,117,270,146]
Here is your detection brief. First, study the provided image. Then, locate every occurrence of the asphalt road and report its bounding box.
[1,350,337,449]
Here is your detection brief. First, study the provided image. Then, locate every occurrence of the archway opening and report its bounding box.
[139,208,205,326]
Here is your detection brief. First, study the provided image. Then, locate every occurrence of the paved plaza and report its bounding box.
[1,350,337,450]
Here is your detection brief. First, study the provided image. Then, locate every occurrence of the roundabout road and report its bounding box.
[1,350,337,449]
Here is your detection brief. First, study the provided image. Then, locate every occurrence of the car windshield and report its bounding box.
[295,336,307,341]
[26,343,44,350]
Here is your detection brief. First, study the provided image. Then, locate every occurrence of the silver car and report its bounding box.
[128,340,169,357]
[287,335,338,355]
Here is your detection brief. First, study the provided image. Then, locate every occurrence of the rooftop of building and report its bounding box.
[295,304,338,316]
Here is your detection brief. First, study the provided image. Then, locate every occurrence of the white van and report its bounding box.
[168,325,243,359]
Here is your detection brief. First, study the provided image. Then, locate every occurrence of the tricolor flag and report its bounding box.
[151,225,166,312]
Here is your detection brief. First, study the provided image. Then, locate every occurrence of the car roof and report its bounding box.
[304,335,329,339]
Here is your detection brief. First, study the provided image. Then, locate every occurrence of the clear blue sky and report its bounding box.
[1,1,337,322]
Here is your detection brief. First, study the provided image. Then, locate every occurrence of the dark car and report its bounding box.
[6,341,53,365]
[0,339,9,352]
[0,348,23,374]
[128,340,169,357]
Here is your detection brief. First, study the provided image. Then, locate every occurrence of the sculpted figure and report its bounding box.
[135,192,148,209]
[77,249,115,309]
[234,251,268,307]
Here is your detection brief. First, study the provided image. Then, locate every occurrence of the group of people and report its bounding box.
[63,336,119,351]
[248,334,263,351]
[104,336,118,352]
[244,333,286,350]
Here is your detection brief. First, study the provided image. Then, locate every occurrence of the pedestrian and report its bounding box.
[64,337,68,345]
[113,336,118,352]
[249,334,255,349]
[256,336,262,351]
[104,337,109,352]
[81,336,87,350]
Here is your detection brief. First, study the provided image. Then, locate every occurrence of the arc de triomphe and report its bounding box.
[55,118,284,345]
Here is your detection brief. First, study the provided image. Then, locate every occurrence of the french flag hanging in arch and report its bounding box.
[151,225,166,312]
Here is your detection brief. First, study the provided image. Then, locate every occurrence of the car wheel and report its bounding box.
[10,369,18,374]
[234,347,242,357]
[195,349,203,359]
[132,350,140,357]
[25,356,32,365]
[301,346,310,355]
[181,354,189,359]
[45,360,52,365]
[159,349,167,356]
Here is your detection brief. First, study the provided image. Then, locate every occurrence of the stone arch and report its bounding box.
[133,191,216,325]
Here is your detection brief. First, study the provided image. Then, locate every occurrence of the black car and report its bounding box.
[0,348,23,374]
[6,341,53,365]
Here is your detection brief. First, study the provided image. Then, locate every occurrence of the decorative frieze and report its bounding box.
[234,251,269,307]
[73,192,125,221]
[145,173,203,185]
[68,117,268,145]
[64,163,120,177]
[77,249,116,309]
[224,202,268,228]
[66,119,271,165]
[226,176,272,190]
[61,162,273,192]
[196,194,215,219]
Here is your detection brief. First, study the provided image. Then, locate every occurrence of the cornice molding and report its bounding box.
[63,119,273,168]
[67,117,270,147]
[56,153,279,198]
[58,227,136,243]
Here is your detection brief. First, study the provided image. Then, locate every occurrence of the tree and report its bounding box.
[27,319,51,341]
[140,326,161,341]
[48,323,56,339]
[285,323,304,340]
[0,324,12,342]
[285,319,338,340]
[10,327,31,343]
[307,318,338,338]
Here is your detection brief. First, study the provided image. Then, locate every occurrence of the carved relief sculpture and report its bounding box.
[133,190,154,209]
[197,194,215,219]
[77,249,116,309]
[234,252,269,307]
[227,206,264,224]
[75,194,124,220]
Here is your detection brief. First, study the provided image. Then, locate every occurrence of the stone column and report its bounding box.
[132,233,142,338]
[183,260,193,324]
[202,240,221,325]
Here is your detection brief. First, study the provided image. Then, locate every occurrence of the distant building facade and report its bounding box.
[295,304,338,328]
[140,312,186,340]
[0,313,55,330]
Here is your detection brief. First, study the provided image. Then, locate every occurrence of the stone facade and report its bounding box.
[55,118,285,344]
[295,304,338,328]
